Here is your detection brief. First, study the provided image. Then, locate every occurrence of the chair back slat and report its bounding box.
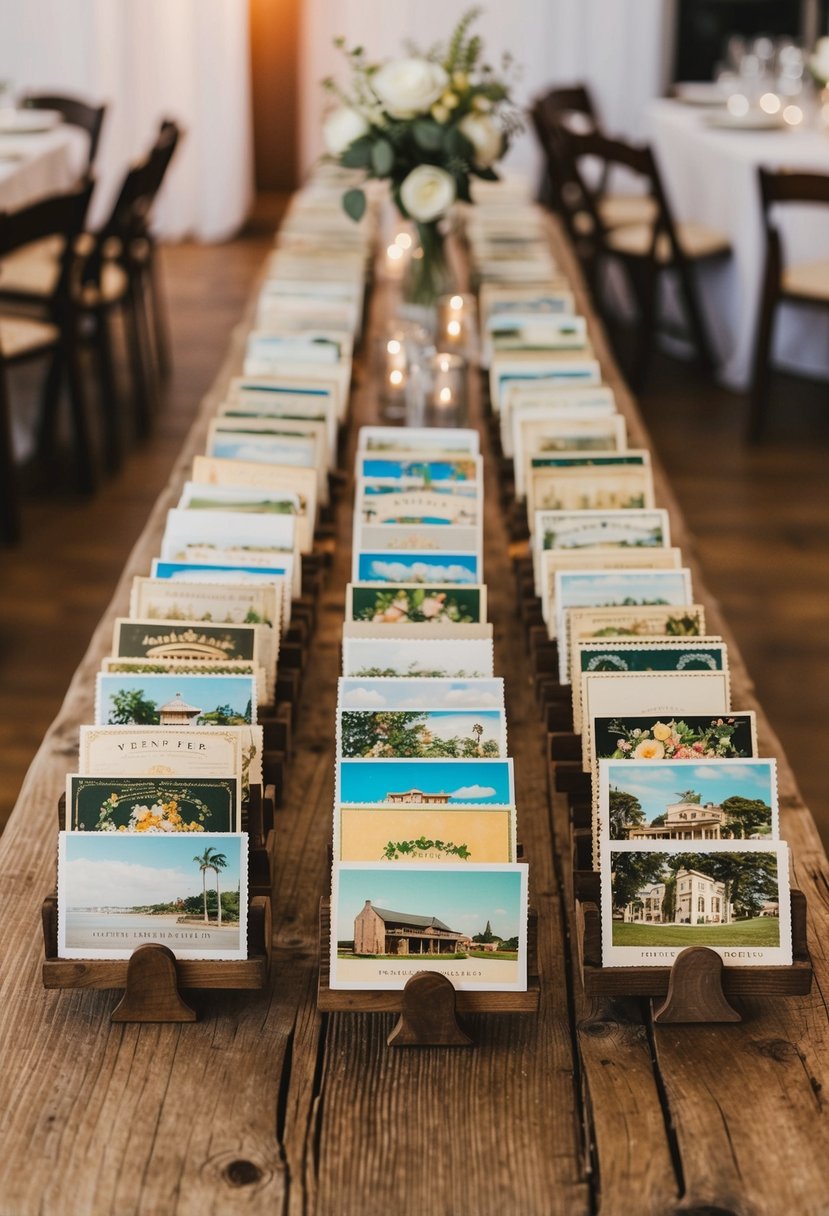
[0,180,93,258]
[22,93,107,170]
[759,166,829,210]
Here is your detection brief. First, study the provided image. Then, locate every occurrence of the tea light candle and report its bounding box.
[380,333,409,412]
[384,230,413,279]
[427,352,467,424]
[436,292,476,354]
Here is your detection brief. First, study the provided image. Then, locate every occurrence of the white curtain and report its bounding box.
[300,0,674,178]
[0,0,253,241]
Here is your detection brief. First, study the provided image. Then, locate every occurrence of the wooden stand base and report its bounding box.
[317,899,540,1045]
[111,944,198,1023]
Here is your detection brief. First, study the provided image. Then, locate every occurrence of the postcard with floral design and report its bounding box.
[346,582,486,625]
[337,804,516,864]
[66,775,241,833]
[562,603,705,682]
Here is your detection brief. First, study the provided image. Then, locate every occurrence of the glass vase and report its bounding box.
[403,221,454,318]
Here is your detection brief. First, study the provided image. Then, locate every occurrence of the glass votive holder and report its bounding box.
[436,292,478,359]
[406,351,467,428]
[375,329,410,418]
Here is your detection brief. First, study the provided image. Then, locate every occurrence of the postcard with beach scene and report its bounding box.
[58,831,248,960]
[581,670,732,774]
[354,527,482,572]
[562,603,705,682]
[208,415,329,474]
[341,636,494,679]
[553,568,694,643]
[337,677,504,711]
[78,724,262,793]
[355,485,480,527]
[190,455,317,552]
[95,672,257,728]
[337,757,515,806]
[571,638,729,733]
[597,757,778,845]
[600,839,791,967]
[347,582,486,626]
[330,862,528,990]
[66,775,241,833]
[355,455,481,486]
[337,805,516,864]
[356,552,480,586]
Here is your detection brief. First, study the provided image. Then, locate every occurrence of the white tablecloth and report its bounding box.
[0,125,87,213]
[645,98,829,389]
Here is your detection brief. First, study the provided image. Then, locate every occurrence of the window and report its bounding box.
[698,896,705,913]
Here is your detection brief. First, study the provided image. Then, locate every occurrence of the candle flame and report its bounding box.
[389,369,404,387]
[439,386,452,405]
[447,319,462,337]
[387,339,401,355]
[449,294,464,310]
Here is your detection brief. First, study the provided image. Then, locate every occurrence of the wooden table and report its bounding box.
[1,217,828,1216]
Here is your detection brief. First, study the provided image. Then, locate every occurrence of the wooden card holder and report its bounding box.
[317,898,540,1047]
[573,870,813,1021]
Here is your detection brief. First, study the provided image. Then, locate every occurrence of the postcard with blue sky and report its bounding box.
[356,552,480,585]
[338,677,504,711]
[356,455,481,484]
[96,673,257,727]
[337,707,507,760]
[337,758,515,806]
[330,861,528,990]
[553,568,694,640]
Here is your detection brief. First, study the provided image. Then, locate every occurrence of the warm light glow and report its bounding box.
[439,357,451,372]
[783,104,803,126]
[389,369,404,386]
[447,319,462,337]
[449,294,464,310]
[386,244,403,261]
[395,231,413,250]
[759,92,781,114]
[438,386,452,405]
[727,93,750,117]
[387,339,402,355]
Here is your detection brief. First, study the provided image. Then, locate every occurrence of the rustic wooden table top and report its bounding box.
[1,218,828,1216]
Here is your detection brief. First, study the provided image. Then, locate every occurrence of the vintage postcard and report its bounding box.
[338,676,504,711]
[58,831,249,960]
[553,568,694,644]
[178,478,300,515]
[355,454,481,486]
[355,552,480,586]
[347,582,486,626]
[95,672,257,728]
[515,415,628,499]
[572,638,729,733]
[341,636,494,679]
[532,507,671,594]
[501,386,617,457]
[337,757,515,806]
[597,757,778,845]
[218,396,335,472]
[337,804,516,864]
[78,724,263,791]
[329,862,528,990]
[338,706,507,760]
[150,559,292,628]
[490,354,602,411]
[66,775,241,833]
[112,618,259,665]
[542,546,683,629]
[355,526,482,567]
[190,454,317,552]
[358,425,480,455]
[225,373,339,454]
[208,415,329,474]
[592,712,758,767]
[130,576,281,633]
[581,670,732,772]
[600,839,792,967]
[562,603,705,682]
[343,622,493,642]
[99,658,266,710]
[355,485,481,527]
[205,430,327,504]
[527,463,655,521]
[159,507,296,565]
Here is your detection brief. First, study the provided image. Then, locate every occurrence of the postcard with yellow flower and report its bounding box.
[66,776,241,833]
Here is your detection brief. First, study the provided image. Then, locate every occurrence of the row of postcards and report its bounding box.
[476,176,792,970]
[53,171,372,965]
[329,422,528,994]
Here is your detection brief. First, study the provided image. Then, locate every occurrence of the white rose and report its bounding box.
[459,113,502,168]
[399,164,457,222]
[373,57,448,118]
[812,37,829,81]
[323,106,369,155]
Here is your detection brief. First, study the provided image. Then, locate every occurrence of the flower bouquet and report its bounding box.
[322,7,521,304]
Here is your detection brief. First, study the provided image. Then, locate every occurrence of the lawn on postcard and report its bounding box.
[612,918,780,947]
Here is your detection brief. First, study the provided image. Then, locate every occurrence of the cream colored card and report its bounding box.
[564,603,705,684]
[516,414,628,500]
[78,723,263,792]
[337,804,516,863]
[341,621,493,640]
[502,386,617,458]
[543,546,683,631]
[532,507,670,597]
[190,455,316,554]
[527,458,655,523]
[490,351,601,412]
[130,577,281,635]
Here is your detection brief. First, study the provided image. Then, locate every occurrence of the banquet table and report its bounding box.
[0,122,86,211]
[0,213,829,1216]
[646,97,829,389]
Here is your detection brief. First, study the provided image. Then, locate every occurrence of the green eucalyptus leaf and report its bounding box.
[371,138,394,176]
[342,188,367,222]
[413,119,443,151]
[341,137,373,169]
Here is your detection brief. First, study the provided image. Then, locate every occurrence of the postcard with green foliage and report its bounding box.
[67,776,241,833]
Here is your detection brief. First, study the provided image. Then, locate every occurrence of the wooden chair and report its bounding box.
[531,83,658,232]
[0,180,96,543]
[562,126,730,389]
[748,167,829,442]
[21,93,107,174]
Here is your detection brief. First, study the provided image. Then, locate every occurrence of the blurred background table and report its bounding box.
[646,97,829,388]
[0,122,87,211]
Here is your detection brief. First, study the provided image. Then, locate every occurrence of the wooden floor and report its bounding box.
[1,211,827,846]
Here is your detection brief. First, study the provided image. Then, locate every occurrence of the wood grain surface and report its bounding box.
[0,216,827,1216]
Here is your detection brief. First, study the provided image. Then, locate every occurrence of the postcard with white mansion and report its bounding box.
[601,839,792,967]
[330,862,528,990]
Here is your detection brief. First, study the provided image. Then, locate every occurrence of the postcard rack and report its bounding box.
[316,898,541,1046]
[42,782,276,1021]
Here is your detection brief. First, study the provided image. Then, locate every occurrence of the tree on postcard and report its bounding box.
[720,796,772,839]
[108,688,160,725]
[608,788,645,837]
[611,852,668,913]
